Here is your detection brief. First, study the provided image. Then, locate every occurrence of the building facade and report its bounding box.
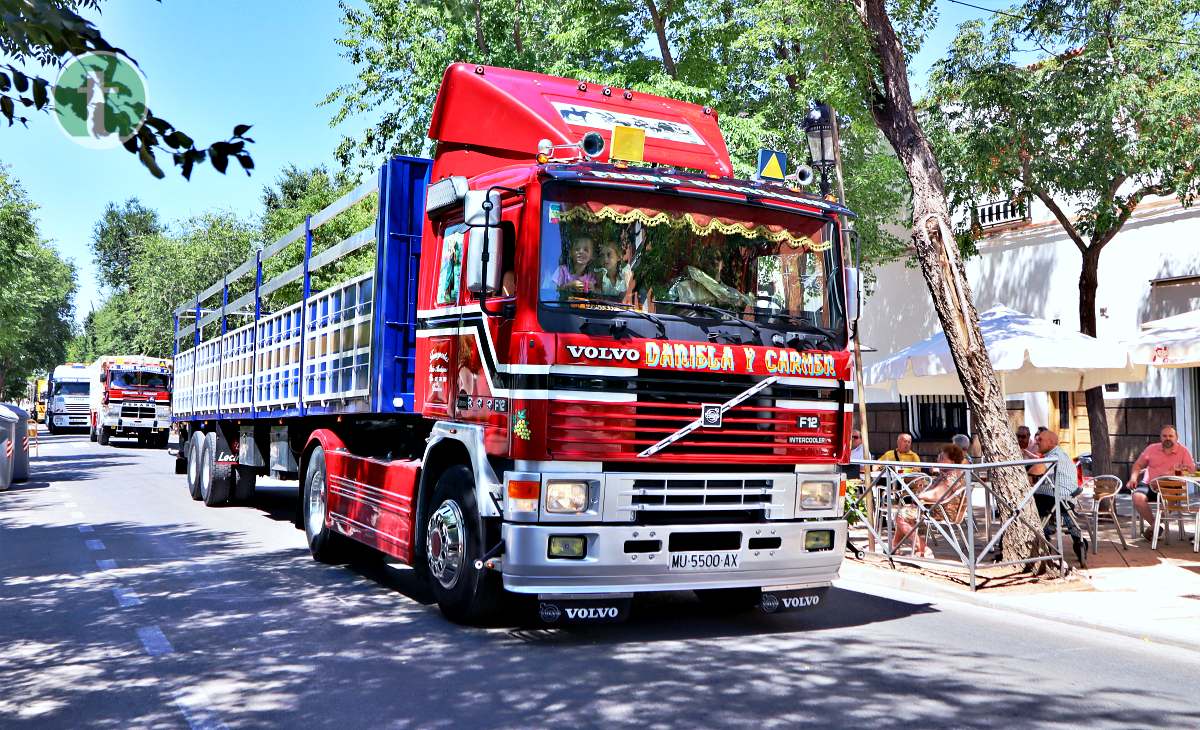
[859,195,1200,477]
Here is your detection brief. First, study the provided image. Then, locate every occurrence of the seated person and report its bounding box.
[1125,424,1196,541]
[1031,428,1088,566]
[553,236,597,296]
[596,239,632,301]
[891,443,968,556]
[880,433,922,473]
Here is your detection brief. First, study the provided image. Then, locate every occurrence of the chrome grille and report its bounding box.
[121,404,156,419]
[608,474,794,525]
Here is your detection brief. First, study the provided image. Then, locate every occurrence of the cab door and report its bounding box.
[417,221,468,419]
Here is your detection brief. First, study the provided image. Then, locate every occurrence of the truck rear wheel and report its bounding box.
[201,432,232,506]
[303,446,356,563]
[186,431,204,500]
[425,465,503,625]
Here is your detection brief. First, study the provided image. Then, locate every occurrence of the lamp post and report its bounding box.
[803,102,836,197]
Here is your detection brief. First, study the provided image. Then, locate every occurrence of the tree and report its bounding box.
[91,197,160,292]
[323,0,911,271]
[828,0,1049,569]
[0,165,76,398]
[925,0,1200,476]
[0,0,254,179]
[125,212,257,357]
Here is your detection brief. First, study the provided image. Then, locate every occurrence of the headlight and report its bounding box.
[799,480,836,510]
[108,404,121,416]
[156,405,171,414]
[545,480,590,514]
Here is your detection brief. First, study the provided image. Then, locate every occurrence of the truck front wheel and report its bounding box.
[97,426,110,446]
[424,465,503,625]
[303,446,355,563]
[89,425,97,442]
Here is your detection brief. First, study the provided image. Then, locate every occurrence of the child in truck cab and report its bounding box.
[596,239,632,302]
[553,235,598,296]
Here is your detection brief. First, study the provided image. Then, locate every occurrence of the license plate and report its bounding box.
[668,551,741,571]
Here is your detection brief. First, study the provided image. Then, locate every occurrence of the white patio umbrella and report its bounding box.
[866,305,1146,395]
[1129,309,1200,367]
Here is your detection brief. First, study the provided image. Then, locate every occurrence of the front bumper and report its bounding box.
[501,519,845,595]
[52,414,89,427]
[107,417,168,433]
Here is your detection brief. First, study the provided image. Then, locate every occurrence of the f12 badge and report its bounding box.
[701,404,723,428]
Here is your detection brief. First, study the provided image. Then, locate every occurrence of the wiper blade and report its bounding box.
[544,298,668,339]
[653,300,765,344]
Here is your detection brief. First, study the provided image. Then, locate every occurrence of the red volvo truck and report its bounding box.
[173,64,858,625]
[89,355,173,447]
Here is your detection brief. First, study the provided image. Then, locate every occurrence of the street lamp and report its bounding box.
[804,102,836,196]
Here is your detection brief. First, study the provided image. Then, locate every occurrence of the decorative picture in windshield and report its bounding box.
[540,186,843,345]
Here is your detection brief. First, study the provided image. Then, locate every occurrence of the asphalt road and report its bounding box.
[3,432,1198,729]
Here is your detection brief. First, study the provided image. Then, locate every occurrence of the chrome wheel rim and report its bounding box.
[199,443,211,499]
[307,461,327,538]
[427,499,465,590]
[186,437,199,485]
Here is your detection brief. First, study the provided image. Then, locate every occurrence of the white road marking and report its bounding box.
[136,625,173,656]
[96,558,117,570]
[84,539,106,551]
[174,689,229,730]
[112,587,143,608]
[78,525,94,533]
[70,511,85,519]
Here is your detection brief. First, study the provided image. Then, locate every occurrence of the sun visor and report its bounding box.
[428,64,733,176]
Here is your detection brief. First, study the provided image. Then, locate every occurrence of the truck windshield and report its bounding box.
[52,381,89,396]
[111,371,170,389]
[538,183,845,348]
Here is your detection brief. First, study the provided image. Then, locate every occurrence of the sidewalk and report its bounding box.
[838,519,1200,653]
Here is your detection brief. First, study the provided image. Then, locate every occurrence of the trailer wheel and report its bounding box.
[201,432,231,506]
[303,446,355,563]
[425,465,503,625]
[232,465,257,503]
[186,431,204,500]
[694,587,762,614]
[97,426,110,446]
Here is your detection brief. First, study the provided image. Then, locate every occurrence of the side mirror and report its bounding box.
[466,226,503,295]
[464,190,501,227]
[846,266,861,323]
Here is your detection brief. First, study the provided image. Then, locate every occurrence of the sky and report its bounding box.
[0,0,987,323]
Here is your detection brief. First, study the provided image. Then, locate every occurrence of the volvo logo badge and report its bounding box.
[760,593,781,613]
[701,404,722,428]
[538,602,562,623]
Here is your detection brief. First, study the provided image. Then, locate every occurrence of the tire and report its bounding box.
[694,587,762,614]
[424,465,504,625]
[186,430,204,500]
[156,431,171,449]
[232,465,257,503]
[97,426,110,446]
[201,431,231,506]
[303,446,356,563]
[46,421,57,436]
[89,425,97,442]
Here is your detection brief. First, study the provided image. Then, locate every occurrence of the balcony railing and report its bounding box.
[973,198,1029,229]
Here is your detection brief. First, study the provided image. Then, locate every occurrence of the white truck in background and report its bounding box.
[46,363,92,434]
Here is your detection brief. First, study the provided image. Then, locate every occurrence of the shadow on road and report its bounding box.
[2,514,1192,728]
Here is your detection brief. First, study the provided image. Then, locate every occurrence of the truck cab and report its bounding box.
[46,363,92,433]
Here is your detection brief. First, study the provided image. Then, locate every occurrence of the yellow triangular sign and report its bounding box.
[761,152,784,180]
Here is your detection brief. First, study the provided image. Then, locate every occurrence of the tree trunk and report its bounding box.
[1078,246,1114,476]
[855,0,1056,573]
[644,0,678,77]
[474,0,488,55]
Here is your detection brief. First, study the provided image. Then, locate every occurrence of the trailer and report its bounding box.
[173,64,857,625]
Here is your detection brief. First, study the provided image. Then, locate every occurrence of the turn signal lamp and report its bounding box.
[508,479,540,513]
[610,125,645,163]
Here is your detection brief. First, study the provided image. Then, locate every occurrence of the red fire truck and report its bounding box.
[173,64,857,625]
[89,356,173,447]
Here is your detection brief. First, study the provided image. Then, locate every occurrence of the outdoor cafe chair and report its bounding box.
[870,470,931,533]
[1074,475,1127,554]
[1148,476,1200,552]
[921,477,972,549]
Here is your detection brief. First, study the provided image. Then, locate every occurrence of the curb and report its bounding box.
[837,561,1200,654]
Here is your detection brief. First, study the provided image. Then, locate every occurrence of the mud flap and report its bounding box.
[759,585,830,614]
[537,595,632,624]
